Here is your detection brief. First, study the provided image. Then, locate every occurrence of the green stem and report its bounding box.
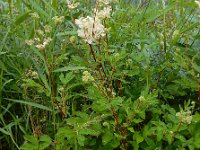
[0,69,3,114]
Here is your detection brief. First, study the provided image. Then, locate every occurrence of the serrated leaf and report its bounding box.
[24,135,38,144]
[79,128,99,136]
[102,131,113,145]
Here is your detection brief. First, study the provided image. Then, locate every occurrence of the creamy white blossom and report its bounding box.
[35,37,52,50]
[52,16,65,24]
[95,6,112,19]
[67,0,79,9]
[37,29,44,36]
[44,25,52,33]
[97,0,114,6]
[43,37,52,46]
[75,16,106,44]
[176,110,193,124]
[36,44,45,50]
[195,0,200,8]
[82,71,94,82]
[25,39,34,46]
[30,12,40,19]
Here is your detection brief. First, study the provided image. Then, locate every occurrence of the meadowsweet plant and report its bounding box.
[1,0,200,150]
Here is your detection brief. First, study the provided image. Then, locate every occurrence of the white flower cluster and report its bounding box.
[30,12,40,19]
[67,0,79,9]
[95,6,112,19]
[195,0,200,8]
[25,37,52,51]
[35,37,52,50]
[97,0,116,6]
[26,70,39,79]
[52,16,64,24]
[82,71,94,82]
[75,16,106,44]
[176,110,193,124]
[75,0,114,44]
[44,25,52,33]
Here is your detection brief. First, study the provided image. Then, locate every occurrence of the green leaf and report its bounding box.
[193,63,200,73]
[77,135,85,146]
[133,132,144,144]
[39,135,52,150]
[79,128,99,136]
[0,128,10,135]
[54,66,86,72]
[102,131,113,145]
[14,11,31,26]
[20,144,38,150]
[24,135,38,145]
[4,98,51,111]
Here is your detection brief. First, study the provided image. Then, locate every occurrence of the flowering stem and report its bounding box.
[89,44,126,149]
[198,83,200,110]
[103,20,110,49]
[111,106,127,150]
[42,50,66,118]
[89,44,97,62]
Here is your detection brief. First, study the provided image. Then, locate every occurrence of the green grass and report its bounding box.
[0,0,200,149]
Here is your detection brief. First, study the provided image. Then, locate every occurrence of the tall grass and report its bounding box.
[0,0,200,149]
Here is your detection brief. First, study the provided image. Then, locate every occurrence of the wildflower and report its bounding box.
[35,37,52,50]
[25,39,34,46]
[112,91,116,97]
[195,0,200,9]
[176,110,192,124]
[44,25,52,33]
[95,6,112,19]
[59,87,64,92]
[82,71,94,82]
[34,38,40,42]
[75,16,106,44]
[97,0,113,6]
[43,37,52,46]
[67,0,79,9]
[37,29,44,36]
[52,16,65,24]
[31,71,39,79]
[36,44,45,50]
[139,96,145,102]
[30,12,40,19]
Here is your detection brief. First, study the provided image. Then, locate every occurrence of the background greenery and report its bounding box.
[0,0,200,149]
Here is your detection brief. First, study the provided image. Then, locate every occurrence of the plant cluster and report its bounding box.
[0,0,200,150]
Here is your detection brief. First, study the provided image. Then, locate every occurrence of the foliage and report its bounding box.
[0,0,200,150]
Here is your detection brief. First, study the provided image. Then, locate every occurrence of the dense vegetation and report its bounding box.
[0,0,200,149]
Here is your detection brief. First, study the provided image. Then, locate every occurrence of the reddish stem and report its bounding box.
[198,83,200,110]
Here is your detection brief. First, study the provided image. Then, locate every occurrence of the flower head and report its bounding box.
[75,16,106,44]
[95,6,112,19]
[82,71,94,82]
[176,110,192,124]
[44,25,52,33]
[52,16,65,24]
[30,12,40,19]
[195,0,200,8]
[25,39,34,46]
[67,0,79,9]
[97,0,113,6]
